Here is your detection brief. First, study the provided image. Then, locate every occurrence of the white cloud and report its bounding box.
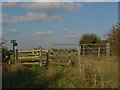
[3,0,72,2]
[19,2,82,12]
[0,2,2,7]
[86,0,107,1]
[0,30,2,37]
[35,31,53,36]
[2,0,120,2]
[0,14,2,24]
[0,13,8,24]
[2,2,82,12]
[66,31,78,38]
[63,28,70,32]
[3,29,18,35]
[2,12,61,24]
[96,8,101,11]
[2,2,17,7]
[10,29,17,32]
[62,28,78,38]
[32,0,72,2]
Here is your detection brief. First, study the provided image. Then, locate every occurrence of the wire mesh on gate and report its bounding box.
[49,43,110,65]
[49,44,79,65]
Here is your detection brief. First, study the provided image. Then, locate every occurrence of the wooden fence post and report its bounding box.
[58,49,60,66]
[16,49,18,62]
[32,48,34,55]
[77,46,82,72]
[14,49,18,62]
[68,50,71,66]
[39,48,42,66]
[83,44,85,57]
[98,47,100,58]
[106,43,110,57]
[46,50,49,67]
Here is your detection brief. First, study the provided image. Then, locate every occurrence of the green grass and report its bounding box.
[3,57,118,88]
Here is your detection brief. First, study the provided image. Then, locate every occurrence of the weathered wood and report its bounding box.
[98,47,100,58]
[58,50,60,66]
[83,44,85,57]
[46,50,49,67]
[68,50,71,66]
[77,46,82,72]
[39,47,42,66]
[106,43,110,57]
[18,56,39,59]
[14,49,16,61]
[18,43,110,66]
[18,49,48,53]
[32,49,34,55]
[21,62,39,65]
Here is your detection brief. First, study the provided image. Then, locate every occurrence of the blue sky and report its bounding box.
[2,2,118,50]
[1,0,120,2]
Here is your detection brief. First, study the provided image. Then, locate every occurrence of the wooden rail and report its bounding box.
[21,62,39,65]
[16,43,110,67]
[18,56,39,59]
[18,49,48,53]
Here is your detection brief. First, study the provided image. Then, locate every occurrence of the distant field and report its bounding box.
[2,57,118,88]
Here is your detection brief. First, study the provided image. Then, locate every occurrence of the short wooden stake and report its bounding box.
[68,50,71,66]
[32,48,34,55]
[98,47,100,58]
[100,73,104,88]
[83,44,85,57]
[58,50,60,66]
[106,43,110,57]
[46,50,49,66]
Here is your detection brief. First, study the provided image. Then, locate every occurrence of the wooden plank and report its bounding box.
[42,50,48,52]
[18,56,39,59]
[22,62,39,65]
[18,50,33,53]
[18,49,48,53]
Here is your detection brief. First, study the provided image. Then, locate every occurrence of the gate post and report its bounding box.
[77,46,82,72]
[39,47,42,66]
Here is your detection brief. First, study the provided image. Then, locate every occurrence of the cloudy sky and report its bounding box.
[1,2,118,50]
[1,0,120,2]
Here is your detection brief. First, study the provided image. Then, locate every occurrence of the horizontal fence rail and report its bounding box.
[15,43,110,66]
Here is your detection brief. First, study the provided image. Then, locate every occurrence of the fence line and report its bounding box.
[16,43,110,66]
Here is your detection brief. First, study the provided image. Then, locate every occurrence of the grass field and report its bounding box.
[2,56,119,88]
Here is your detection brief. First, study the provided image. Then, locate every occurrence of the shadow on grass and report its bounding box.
[2,64,65,88]
[25,72,64,88]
